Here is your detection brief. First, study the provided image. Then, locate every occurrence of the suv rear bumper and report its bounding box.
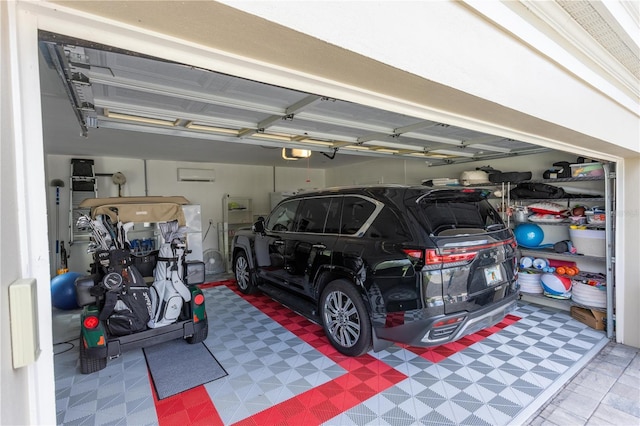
[374,291,519,348]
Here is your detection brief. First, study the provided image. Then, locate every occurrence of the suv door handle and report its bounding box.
[274,240,285,246]
[312,244,326,250]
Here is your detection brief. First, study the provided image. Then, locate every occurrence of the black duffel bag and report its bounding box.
[488,171,532,183]
[510,182,566,199]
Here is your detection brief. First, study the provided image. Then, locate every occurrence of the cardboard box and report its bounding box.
[570,306,606,330]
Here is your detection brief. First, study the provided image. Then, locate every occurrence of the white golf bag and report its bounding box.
[147,221,192,328]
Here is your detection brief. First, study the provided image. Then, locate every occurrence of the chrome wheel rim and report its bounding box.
[235,256,249,290]
[323,290,360,348]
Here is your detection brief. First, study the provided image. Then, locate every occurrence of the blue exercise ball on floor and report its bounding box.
[51,272,82,310]
[514,223,545,248]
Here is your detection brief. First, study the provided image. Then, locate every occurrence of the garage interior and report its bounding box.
[43,27,630,426]
[3,1,638,425]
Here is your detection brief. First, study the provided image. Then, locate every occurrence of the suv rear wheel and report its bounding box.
[320,279,372,356]
[233,251,257,294]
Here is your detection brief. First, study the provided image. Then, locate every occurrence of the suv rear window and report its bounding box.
[341,196,376,235]
[417,198,503,236]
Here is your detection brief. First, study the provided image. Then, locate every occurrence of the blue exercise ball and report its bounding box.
[51,272,82,310]
[514,223,545,248]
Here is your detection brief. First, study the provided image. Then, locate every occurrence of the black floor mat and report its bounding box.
[143,339,226,400]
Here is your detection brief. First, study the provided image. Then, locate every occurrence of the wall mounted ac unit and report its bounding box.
[177,168,215,182]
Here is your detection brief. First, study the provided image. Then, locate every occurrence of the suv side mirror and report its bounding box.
[253,217,265,234]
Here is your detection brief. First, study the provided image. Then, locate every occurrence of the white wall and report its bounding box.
[618,157,640,347]
[1,3,31,423]
[3,2,56,424]
[45,154,325,275]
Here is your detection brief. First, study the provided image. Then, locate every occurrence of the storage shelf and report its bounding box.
[520,292,571,311]
[514,197,604,202]
[519,248,605,262]
[221,194,253,268]
[465,176,604,189]
[69,159,98,245]
[519,292,606,313]
[523,176,604,184]
[518,221,605,228]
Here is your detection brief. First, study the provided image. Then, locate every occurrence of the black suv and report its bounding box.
[231,185,518,356]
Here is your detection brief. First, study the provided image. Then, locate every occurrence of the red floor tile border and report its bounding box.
[154,280,521,426]
[151,355,224,426]
[227,282,408,425]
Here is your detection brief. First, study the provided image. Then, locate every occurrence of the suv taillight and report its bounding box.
[405,239,514,268]
[425,249,478,267]
[402,249,424,261]
[403,247,478,267]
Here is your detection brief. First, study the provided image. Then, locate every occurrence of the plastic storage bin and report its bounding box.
[570,162,604,177]
[569,228,605,257]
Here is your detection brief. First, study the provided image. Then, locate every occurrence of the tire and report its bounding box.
[320,279,372,357]
[79,334,107,374]
[186,321,208,344]
[233,251,258,294]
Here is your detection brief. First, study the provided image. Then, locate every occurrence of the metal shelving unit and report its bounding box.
[69,158,97,245]
[513,167,615,338]
[219,194,253,270]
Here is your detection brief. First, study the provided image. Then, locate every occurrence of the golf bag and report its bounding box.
[147,221,192,328]
[97,249,153,336]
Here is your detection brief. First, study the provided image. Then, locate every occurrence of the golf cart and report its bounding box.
[74,196,208,374]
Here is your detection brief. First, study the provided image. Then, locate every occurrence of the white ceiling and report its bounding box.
[38,34,548,169]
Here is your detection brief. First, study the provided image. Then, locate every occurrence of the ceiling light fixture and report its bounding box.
[371,148,399,154]
[342,145,372,152]
[466,143,512,153]
[424,152,452,160]
[104,110,177,127]
[253,133,293,142]
[297,138,335,147]
[402,133,462,145]
[363,141,423,151]
[429,149,477,158]
[282,148,311,160]
[185,122,239,135]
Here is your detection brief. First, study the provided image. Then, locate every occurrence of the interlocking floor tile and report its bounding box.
[53,280,609,425]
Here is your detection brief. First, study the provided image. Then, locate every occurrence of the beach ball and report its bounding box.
[540,273,572,296]
[514,223,544,248]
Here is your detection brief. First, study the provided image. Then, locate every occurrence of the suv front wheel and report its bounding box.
[234,251,258,294]
[320,279,372,356]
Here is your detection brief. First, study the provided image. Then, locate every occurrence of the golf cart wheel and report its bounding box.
[79,334,107,374]
[187,321,209,344]
[233,251,257,294]
[320,279,372,357]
